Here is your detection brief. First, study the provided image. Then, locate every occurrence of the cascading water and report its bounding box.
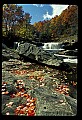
[51,43,61,49]
[42,42,64,50]
[14,42,20,49]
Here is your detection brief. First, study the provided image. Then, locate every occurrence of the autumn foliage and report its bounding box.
[2,5,78,43]
[33,5,78,41]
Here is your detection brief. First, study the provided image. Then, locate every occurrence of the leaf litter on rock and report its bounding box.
[2,59,77,115]
[2,77,37,116]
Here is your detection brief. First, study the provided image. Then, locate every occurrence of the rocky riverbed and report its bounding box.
[2,58,77,116]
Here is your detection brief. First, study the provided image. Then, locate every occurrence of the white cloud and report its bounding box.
[40,4,44,7]
[43,4,69,20]
[32,4,44,7]
[33,4,39,7]
[43,11,52,19]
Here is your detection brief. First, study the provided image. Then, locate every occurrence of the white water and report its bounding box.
[42,42,64,50]
[63,58,78,63]
[14,42,20,49]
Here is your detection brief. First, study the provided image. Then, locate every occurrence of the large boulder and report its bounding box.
[17,42,62,66]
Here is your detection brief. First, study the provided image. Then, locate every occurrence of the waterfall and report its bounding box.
[14,42,20,49]
[51,43,59,49]
[42,42,64,50]
[63,58,77,63]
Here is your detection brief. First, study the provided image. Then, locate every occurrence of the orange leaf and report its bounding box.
[14,109,20,114]
[19,110,24,114]
[30,99,36,103]
[19,105,24,109]
[20,88,25,92]
[28,110,35,116]
[29,105,35,110]
[28,112,35,116]
[23,94,29,97]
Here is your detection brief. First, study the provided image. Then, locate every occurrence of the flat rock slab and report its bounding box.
[30,87,77,116]
[2,59,77,116]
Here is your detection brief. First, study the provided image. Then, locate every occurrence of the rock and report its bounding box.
[2,106,16,115]
[2,43,9,49]
[2,95,11,106]
[2,43,20,61]
[2,70,17,84]
[2,95,11,113]
[29,87,77,116]
[17,42,62,66]
[6,84,17,95]
[69,85,77,99]
[2,58,77,116]
[65,95,77,114]
[2,97,22,115]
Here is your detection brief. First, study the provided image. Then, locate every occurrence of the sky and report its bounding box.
[17,4,69,25]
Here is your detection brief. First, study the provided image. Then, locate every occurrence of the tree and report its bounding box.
[33,5,78,42]
[3,4,18,35]
[2,4,32,37]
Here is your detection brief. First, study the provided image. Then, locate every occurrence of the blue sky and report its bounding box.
[17,4,69,24]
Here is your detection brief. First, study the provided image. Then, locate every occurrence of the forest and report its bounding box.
[2,4,78,47]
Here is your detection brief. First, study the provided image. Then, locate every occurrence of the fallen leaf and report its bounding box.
[19,110,24,114]
[27,110,35,116]
[29,103,34,107]
[29,105,35,110]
